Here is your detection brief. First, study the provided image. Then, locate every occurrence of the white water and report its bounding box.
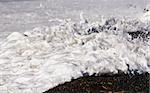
[0,16,150,93]
[0,0,150,93]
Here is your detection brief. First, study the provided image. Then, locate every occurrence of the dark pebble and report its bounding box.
[43,72,149,93]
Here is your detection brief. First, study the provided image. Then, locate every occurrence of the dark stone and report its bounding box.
[86,27,99,35]
[43,73,149,93]
[144,8,149,13]
[127,31,150,40]
[81,42,85,45]
[23,34,28,37]
[81,71,89,77]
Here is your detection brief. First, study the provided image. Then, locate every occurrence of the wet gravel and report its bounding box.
[44,72,149,93]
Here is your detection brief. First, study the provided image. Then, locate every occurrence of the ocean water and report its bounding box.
[0,0,150,93]
[0,0,149,38]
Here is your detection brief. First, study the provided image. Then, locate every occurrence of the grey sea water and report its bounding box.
[0,0,149,39]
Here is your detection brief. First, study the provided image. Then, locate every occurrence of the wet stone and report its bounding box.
[43,73,149,93]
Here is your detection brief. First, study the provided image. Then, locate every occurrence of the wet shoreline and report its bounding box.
[44,72,149,93]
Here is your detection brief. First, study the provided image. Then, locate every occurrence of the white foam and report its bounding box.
[139,4,150,23]
[0,17,150,93]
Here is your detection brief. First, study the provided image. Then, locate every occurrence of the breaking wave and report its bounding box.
[0,15,150,93]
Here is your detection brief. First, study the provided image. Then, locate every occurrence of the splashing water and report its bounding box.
[0,15,150,93]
